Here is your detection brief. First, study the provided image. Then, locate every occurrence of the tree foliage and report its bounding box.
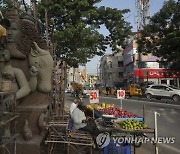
[0,0,29,18]
[0,0,14,15]
[137,0,180,70]
[37,0,132,67]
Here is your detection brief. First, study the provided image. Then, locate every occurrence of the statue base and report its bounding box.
[16,91,49,136]
[2,91,50,154]
[16,135,44,154]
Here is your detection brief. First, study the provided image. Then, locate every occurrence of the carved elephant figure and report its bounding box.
[28,42,54,93]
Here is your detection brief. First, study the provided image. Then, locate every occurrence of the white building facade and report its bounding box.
[99,52,124,88]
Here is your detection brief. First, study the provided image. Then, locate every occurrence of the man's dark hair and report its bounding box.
[77,101,86,111]
[0,19,11,28]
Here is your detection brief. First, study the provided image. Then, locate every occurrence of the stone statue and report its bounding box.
[38,112,47,135]
[2,63,31,99]
[23,119,32,141]
[0,9,54,151]
[6,9,26,59]
[0,50,31,140]
[0,48,10,62]
[0,50,31,100]
[28,42,54,93]
[0,14,29,100]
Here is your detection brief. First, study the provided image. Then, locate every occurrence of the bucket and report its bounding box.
[0,81,12,92]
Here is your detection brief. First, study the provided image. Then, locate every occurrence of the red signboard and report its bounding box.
[134,69,180,79]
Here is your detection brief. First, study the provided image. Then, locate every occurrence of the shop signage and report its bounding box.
[134,69,180,79]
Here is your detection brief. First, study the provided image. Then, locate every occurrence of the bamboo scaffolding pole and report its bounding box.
[45,140,93,146]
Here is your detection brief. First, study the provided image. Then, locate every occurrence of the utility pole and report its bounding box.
[97,64,99,78]
[59,61,66,119]
[135,0,150,82]
[135,0,150,31]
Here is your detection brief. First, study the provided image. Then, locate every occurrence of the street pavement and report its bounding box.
[65,93,180,154]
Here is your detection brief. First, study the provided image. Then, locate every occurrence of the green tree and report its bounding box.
[0,0,28,18]
[37,0,132,67]
[137,0,180,70]
[0,0,13,16]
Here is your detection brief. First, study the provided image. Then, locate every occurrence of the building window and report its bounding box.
[161,80,167,84]
[119,72,123,78]
[118,61,123,67]
[108,73,112,79]
[107,61,112,68]
[159,62,166,68]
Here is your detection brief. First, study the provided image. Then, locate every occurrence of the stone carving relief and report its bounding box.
[4,8,54,94]
[23,119,32,141]
[6,8,26,59]
[29,42,54,93]
[0,8,54,144]
[2,63,31,100]
[38,112,48,135]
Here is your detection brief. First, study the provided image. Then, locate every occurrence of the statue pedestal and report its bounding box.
[17,103,48,135]
[15,92,49,154]
[16,135,43,154]
[16,91,49,135]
